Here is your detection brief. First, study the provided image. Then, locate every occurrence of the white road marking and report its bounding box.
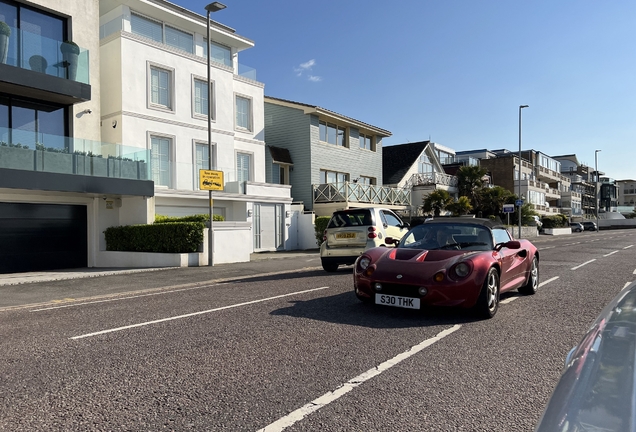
[603,251,619,257]
[625,245,634,249]
[624,282,632,289]
[571,259,596,270]
[633,269,636,275]
[539,276,560,287]
[70,286,331,340]
[256,325,461,432]
[499,276,559,304]
[31,285,219,312]
[539,246,555,250]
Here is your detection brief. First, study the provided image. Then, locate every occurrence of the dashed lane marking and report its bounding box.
[70,286,331,340]
[255,325,461,432]
[571,259,596,270]
[499,276,559,304]
[603,251,619,257]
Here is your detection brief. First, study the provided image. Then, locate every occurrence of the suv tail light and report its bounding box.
[323,229,327,241]
[368,226,377,239]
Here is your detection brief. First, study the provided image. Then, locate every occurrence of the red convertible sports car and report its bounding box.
[353,218,539,319]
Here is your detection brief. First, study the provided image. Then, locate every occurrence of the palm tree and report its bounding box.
[478,186,514,217]
[422,189,453,217]
[447,196,473,216]
[457,165,488,209]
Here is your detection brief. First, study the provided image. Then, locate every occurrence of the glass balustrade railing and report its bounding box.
[0,127,147,180]
[1,24,90,84]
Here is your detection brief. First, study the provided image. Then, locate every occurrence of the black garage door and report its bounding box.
[0,202,87,274]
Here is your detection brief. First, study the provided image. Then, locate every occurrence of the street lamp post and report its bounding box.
[595,149,601,232]
[205,2,226,266]
[518,104,529,239]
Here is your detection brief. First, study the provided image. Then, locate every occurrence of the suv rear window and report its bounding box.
[327,210,373,228]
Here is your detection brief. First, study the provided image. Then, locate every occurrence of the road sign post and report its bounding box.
[199,170,224,266]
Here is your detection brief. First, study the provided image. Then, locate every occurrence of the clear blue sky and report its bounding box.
[178,0,635,180]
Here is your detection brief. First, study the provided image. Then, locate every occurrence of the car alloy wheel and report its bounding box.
[519,256,539,295]
[474,267,499,319]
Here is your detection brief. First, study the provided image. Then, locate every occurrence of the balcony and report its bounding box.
[536,165,562,182]
[313,182,410,206]
[0,25,90,104]
[0,127,148,181]
[404,172,458,191]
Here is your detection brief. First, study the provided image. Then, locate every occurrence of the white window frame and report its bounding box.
[193,140,216,190]
[148,132,176,188]
[192,75,215,121]
[130,11,194,54]
[147,62,175,113]
[236,151,254,193]
[235,94,253,132]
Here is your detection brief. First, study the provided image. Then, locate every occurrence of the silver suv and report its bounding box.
[320,208,409,272]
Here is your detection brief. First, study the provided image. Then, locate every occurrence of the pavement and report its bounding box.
[0,249,322,310]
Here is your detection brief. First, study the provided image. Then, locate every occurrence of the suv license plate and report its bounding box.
[375,294,420,309]
[336,233,356,239]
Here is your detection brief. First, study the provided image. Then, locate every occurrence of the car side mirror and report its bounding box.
[496,240,521,251]
[400,223,410,229]
[385,237,398,246]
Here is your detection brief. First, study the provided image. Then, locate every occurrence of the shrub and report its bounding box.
[105,222,204,253]
[154,213,224,223]
[0,22,11,37]
[541,214,569,229]
[60,40,80,55]
[314,216,331,247]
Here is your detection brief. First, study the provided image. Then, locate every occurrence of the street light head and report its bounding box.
[520,105,529,109]
[205,1,227,12]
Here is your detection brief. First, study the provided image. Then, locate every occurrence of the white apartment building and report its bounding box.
[98,0,292,260]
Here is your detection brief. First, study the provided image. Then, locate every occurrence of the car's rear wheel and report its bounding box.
[321,259,338,272]
[474,267,499,319]
[518,256,539,295]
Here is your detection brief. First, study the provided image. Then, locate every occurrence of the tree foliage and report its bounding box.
[422,189,453,216]
[477,186,514,217]
[447,196,473,216]
[457,165,488,208]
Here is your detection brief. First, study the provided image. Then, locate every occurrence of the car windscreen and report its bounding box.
[327,210,373,228]
[399,223,493,251]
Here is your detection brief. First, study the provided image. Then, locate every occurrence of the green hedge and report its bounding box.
[541,214,569,229]
[154,213,224,223]
[315,216,331,247]
[105,222,204,253]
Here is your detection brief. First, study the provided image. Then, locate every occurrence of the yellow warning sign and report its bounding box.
[199,170,224,191]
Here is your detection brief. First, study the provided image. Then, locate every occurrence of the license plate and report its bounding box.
[336,233,356,239]
[375,294,420,309]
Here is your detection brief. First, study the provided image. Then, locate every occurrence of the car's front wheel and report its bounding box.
[321,259,338,272]
[474,267,499,319]
[518,256,539,295]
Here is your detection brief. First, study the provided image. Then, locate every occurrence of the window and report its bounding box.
[165,25,193,53]
[237,152,251,193]
[151,136,171,187]
[320,170,348,184]
[381,211,403,228]
[493,228,511,245]
[359,133,374,151]
[131,12,195,54]
[273,163,289,185]
[193,78,212,118]
[149,66,172,110]
[319,121,347,146]
[235,96,252,131]
[209,41,232,67]
[419,155,433,174]
[131,13,162,43]
[195,142,215,190]
[358,176,375,185]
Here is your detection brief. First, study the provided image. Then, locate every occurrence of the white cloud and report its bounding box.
[294,59,321,82]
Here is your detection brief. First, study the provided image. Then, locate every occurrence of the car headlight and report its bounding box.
[453,262,471,278]
[358,257,371,270]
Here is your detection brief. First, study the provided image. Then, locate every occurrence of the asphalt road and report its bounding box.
[1,230,635,431]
